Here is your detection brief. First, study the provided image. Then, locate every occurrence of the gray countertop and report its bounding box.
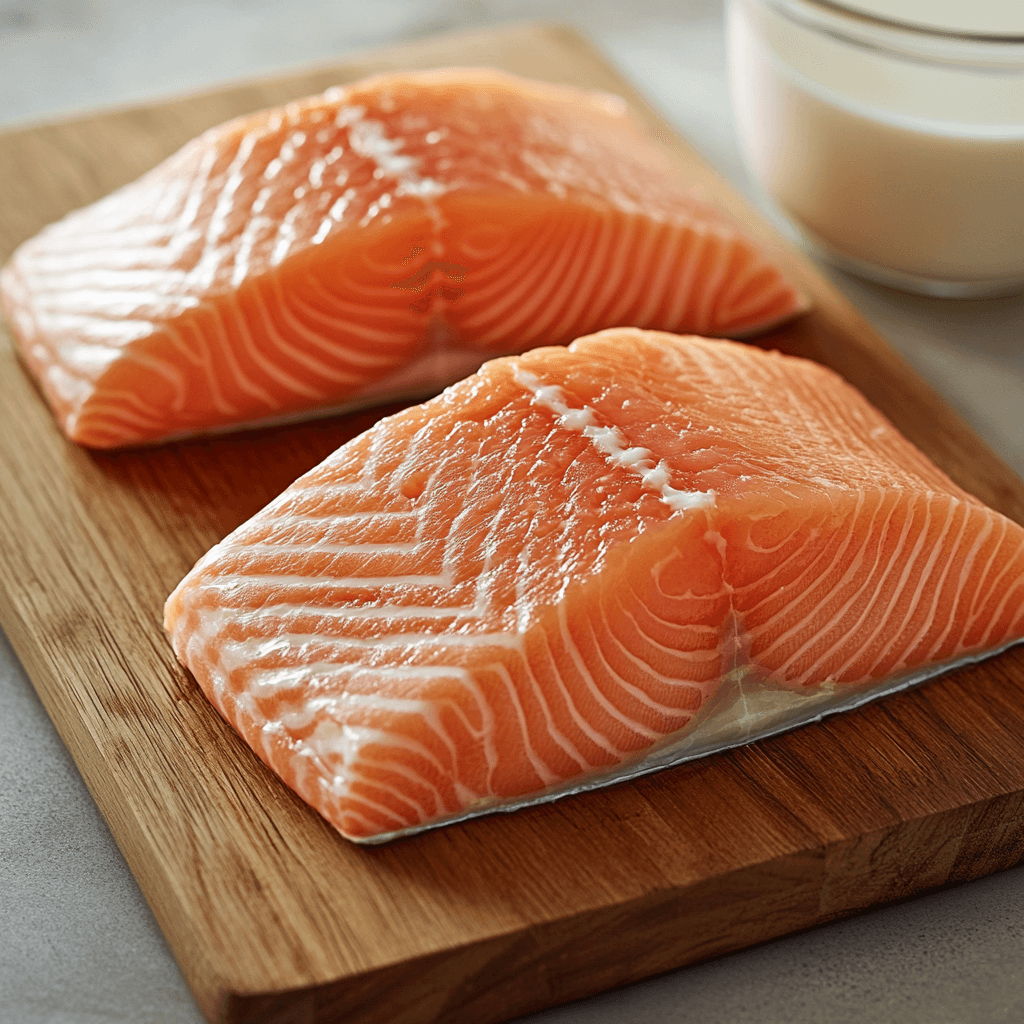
[1,2,1023,1022]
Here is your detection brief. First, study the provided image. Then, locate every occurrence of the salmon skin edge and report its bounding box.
[346,640,1022,844]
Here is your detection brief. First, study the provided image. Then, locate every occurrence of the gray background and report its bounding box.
[1,2,1023,1022]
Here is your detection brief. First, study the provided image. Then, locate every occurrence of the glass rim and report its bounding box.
[786,0,1024,42]
[758,0,1024,70]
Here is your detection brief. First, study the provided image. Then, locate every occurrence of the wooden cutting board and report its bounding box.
[2,22,1023,1024]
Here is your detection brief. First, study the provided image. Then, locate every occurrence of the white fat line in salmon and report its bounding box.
[333,104,448,229]
[210,571,453,588]
[513,367,715,513]
[238,541,421,554]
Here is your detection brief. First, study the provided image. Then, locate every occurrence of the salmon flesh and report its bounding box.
[0,69,806,448]
[164,329,1024,843]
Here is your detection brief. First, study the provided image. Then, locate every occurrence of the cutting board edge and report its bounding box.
[0,21,572,143]
[210,801,1024,1024]
[0,573,231,1014]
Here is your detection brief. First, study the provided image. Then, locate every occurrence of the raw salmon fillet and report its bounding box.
[164,328,1024,843]
[0,69,807,449]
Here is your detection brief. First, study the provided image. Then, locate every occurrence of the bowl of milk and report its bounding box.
[727,0,1024,297]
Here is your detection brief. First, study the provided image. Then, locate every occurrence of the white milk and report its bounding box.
[727,0,1024,296]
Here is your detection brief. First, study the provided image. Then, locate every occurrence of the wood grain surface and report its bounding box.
[1,23,1024,1024]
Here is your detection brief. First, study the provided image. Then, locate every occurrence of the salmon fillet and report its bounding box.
[164,329,1024,843]
[0,69,807,449]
